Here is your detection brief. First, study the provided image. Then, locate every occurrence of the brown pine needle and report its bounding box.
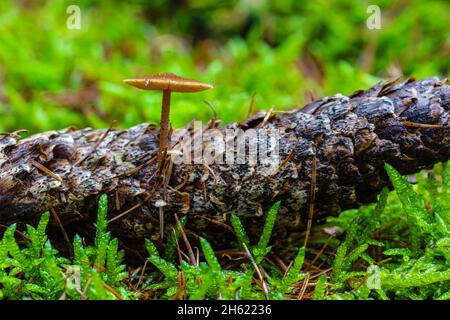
[0,129,28,137]
[81,276,92,299]
[174,213,197,266]
[80,259,107,272]
[257,107,274,128]
[269,134,303,178]
[303,156,317,248]
[0,224,31,242]
[402,121,443,129]
[134,259,149,291]
[310,234,334,267]
[308,268,332,280]
[306,89,317,102]
[175,235,191,263]
[102,282,124,300]
[242,243,270,300]
[297,273,311,300]
[50,207,73,255]
[30,159,62,182]
[348,273,370,293]
[199,215,235,233]
[246,93,257,118]
[272,254,289,274]
[204,100,218,128]
[74,121,116,166]
[112,156,157,180]
[108,175,161,223]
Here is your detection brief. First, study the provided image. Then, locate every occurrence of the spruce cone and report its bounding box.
[0,77,448,251]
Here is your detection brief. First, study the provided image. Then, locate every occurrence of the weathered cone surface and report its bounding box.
[0,77,449,254]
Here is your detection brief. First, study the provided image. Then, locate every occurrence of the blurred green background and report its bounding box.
[0,0,448,134]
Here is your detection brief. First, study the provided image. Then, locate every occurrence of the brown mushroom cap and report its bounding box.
[123,73,213,93]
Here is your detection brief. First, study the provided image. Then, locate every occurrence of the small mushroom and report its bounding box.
[124,73,213,160]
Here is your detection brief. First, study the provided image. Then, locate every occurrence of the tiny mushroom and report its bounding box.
[124,73,213,161]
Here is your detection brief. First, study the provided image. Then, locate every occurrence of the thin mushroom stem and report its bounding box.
[159,89,171,161]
